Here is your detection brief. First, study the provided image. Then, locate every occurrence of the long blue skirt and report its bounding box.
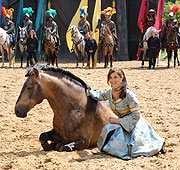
[97,115,165,160]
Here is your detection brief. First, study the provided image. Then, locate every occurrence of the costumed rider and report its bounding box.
[143,9,155,33]
[2,7,15,49]
[46,9,60,51]
[101,7,118,50]
[78,6,90,40]
[162,6,180,48]
[22,7,34,34]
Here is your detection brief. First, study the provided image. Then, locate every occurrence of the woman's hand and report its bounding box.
[108,117,120,124]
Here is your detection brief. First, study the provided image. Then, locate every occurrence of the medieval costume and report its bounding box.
[78,7,90,39]
[89,89,165,159]
[45,9,60,51]
[143,9,155,33]
[22,8,34,34]
[3,14,15,47]
[147,33,160,69]
[85,33,97,68]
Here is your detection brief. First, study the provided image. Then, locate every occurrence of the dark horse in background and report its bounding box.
[163,25,180,68]
[15,64,116,152]
[44,27,58,66]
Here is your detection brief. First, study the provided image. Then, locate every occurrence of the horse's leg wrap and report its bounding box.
[57,139,85,152]
[110,56,113,68]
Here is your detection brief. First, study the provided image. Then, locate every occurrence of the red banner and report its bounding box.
[154,0,164,31]
[137,0,149,33]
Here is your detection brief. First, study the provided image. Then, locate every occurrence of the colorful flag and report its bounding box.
[92,0,101,67]
[154,0,164,31]
[15,0,23,39]
[35,0,46,51]
[66,0,88,52]
[0,0,2,27]
[137,0,149,33]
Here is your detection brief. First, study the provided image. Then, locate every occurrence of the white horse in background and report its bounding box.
[141,26,161,67]
[0,27,15,67]
[70,25,85,67]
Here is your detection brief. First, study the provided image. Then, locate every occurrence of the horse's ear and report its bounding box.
[33,68,40,78]
[18,26,21,30]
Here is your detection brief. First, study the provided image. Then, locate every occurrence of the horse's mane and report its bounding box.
[26,64,91,90]
[106,26,112,36]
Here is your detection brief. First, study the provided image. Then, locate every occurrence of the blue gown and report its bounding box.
[89,89,165,159]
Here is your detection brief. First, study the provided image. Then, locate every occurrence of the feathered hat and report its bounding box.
[46,9,57,19]
[169,5,180,15]
[80,6,88,18]
[23,7,34,17]
[101,7,116,18]
[1,7,14,19]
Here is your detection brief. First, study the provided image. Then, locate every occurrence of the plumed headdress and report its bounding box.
[101,7,116,18]
[46,9,57,19]
[80,6,88,18]
[169,5,180,15]
[23,7,34,17]
[1,7,14,19]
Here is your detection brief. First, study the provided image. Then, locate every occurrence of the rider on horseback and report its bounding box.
[143,9,155,33]
[3,14,15,49]
[78,7,90,40]
[22,12,33,34]
[101,7,117,50]
[162,12,179,48]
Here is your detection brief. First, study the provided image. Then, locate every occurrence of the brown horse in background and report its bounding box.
[15,64,116,152]
[100,24,114,68]
[44,27,58,66]
[165,26,180,68]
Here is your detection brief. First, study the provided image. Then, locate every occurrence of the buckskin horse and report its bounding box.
[165,25,180,68]
[15,64,115,151]
[44,27,58,67]
[99,24,114,68]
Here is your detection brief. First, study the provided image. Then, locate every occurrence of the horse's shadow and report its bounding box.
[128,66,172,70]
[0,150,48,157]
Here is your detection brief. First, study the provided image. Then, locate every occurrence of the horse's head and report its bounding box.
[15,65,45,118]
[70,25,79,42]
[100,24,109,39]
[19,26,28,43]
[44,26,52,41]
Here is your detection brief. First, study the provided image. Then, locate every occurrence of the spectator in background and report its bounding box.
[27,29,38,67]
[85,32,97,69]
[147,29,160,69]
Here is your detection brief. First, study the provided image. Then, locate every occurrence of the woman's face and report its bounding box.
[30,31,34,37]
[109,72,123,89]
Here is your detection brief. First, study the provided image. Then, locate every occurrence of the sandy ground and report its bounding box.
[0,61,180,170]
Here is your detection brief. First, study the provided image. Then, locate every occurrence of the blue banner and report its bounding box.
[15,0,23,39]
[35,0,46,51]
[0,0,2,27]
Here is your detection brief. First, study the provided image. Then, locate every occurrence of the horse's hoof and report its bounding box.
[41,142,53,151]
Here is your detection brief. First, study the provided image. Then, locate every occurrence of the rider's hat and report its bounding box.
[102,7,116,18]
[49,13,53,18]
[46,9,57,19]
[169,11,174,17]
[105,12,110,17]
[80,6,88,18]
[25,13,29,17]
[5,14,10,19]
[149,9,155,13]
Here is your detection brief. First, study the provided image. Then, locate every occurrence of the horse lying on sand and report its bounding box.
[15,64,115,151]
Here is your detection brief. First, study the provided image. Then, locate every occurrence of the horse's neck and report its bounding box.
[168,31,177,41]
[104,33,113,43]
[41,73,86,115]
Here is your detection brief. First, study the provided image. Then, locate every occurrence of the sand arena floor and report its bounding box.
[0,61,179,170]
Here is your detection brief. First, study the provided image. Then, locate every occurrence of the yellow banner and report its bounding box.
[92,0,101,67]
[66,0,88,52]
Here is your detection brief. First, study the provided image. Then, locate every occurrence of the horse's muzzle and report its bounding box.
[15,106,27,118]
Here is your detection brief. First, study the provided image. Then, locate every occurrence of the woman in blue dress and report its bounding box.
[88,67,166,159]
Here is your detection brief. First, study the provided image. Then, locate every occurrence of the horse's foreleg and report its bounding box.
[104,55,107,68]
[75,52,79,68]
[81,52,85,67]
[57,139,87,152]
[174,50,178,68]
[141,49,146,68]
[110,55,113,68]
[39,129,58,151]
[1,50,4,67]
[7,48,11,68]
[167,51,171,68]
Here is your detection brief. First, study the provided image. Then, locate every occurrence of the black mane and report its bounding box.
[26,64,91,90]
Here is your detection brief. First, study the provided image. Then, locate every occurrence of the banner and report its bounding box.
[15,0,23,39]
[154,0,164,31]
[66,0,88,52]
[0,0,2,27]
[137,0,149,33]
[35,0,46,51]
[92,0,101,67]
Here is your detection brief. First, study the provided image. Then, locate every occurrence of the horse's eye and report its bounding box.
[27,86,34,90]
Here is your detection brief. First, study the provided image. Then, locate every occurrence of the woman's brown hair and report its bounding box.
[29,29,37,38]
[107,67,127,99]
